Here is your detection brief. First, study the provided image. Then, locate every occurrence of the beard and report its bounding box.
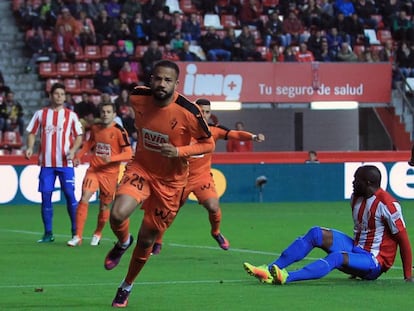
[152,88,174,101]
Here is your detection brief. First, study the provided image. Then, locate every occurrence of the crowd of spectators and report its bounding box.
[6,0,414,154]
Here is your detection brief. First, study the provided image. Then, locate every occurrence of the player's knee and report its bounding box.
[303,226,323,246]
[325,251,345,269]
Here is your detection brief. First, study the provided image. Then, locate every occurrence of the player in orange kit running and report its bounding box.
[67,102,133,247]
[151,98,265,255]
[104,60,215,308]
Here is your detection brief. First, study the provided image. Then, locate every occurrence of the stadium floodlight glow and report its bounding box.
[211,101,242,110]
[310,101,359,110]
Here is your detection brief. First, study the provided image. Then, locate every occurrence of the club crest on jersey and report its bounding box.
[142,128,169,152]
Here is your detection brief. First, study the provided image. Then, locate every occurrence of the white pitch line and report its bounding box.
[1,228,403,272]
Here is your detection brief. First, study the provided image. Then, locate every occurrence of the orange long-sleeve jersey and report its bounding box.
[75,122,132,174]
[130,87,214,182]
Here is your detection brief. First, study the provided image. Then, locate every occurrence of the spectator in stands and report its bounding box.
[64,93,76,111]
[391,9,414,43]
[141,40,163,83]
[226,121,254,152]
[0,73,11,98]
[142,0,167,21]
[200,26,232,61]
[316,38,336,61]
[237,25,262,61]
[263,11,286,48]
[118,61,139,90]
[113,11,132,42]
[108,40,130,74]
[0,91,25,136]
[354,0,378,29]
[55,7,81,41]
[149,9,173,45]
[122,0,142,20]
[395,41,414,79]
[320,0,335,30]
[343,13,366,46]
[301,0,323,29]
[307,28,326,59]
[181,13,202,43]
[162,43,180,61]
[94,59,119,95]
[283,45,298,62]
[326,27,344,58]
[282,10,305,46]
[336,42,358,62]
[380,0,401,29]
[335,0,355,17]
[332,12,351,44]
[75,92,100,131]
[238,0,263,30]
[25,26,56,73]
[192,0,217,14]
[106,0,122,19]
[86,0,106,22]
[177,40,202,61]
[265,43,284,62]
[305,150,319,163]
[130,11,148,45]
[295,42,315,62]
[171,10,183,33]
[66,0,88,19]
[378,39,396,63]
[39,0,56,29]
[170,31,185,52]
[94,9,115,45]
[223,27,243,61]
[18,0,41,29]
[53,24,79,62]
[78,10,96,47]
[114,88,137,149]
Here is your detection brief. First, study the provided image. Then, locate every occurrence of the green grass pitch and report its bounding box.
[1,201,414,310]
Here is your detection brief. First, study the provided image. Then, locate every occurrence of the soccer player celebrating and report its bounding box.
[67,102,133,247]
[244,165,413,284]
[104,60,215,308]
[25,82,83,243]
[151,98,265,255]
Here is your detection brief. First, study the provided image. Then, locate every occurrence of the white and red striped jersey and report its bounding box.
[351,188,407,272]
[26,107,83,167]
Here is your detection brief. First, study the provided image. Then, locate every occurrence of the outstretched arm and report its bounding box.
[395,229,413,281]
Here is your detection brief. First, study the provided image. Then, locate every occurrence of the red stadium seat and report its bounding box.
[221,15,239,28]
[45,78,63,93]
[101,45,116,58]
[353,45,365,57]
[134,45,148,61]
[377,30,392,44]
[81,78,101,95]
[83,45,102,61]
[64,78,82,94]
[56,62,74,78]
[2,131,23,150]
[180,0,199,15]
[73,61,93,78]
[38,62,57,79]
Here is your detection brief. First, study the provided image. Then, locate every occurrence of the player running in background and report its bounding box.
[244,165,413,284]
[151,98,265,255]
[25,82,83,243]
[67,102,133,247]
[103,60,215,308]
